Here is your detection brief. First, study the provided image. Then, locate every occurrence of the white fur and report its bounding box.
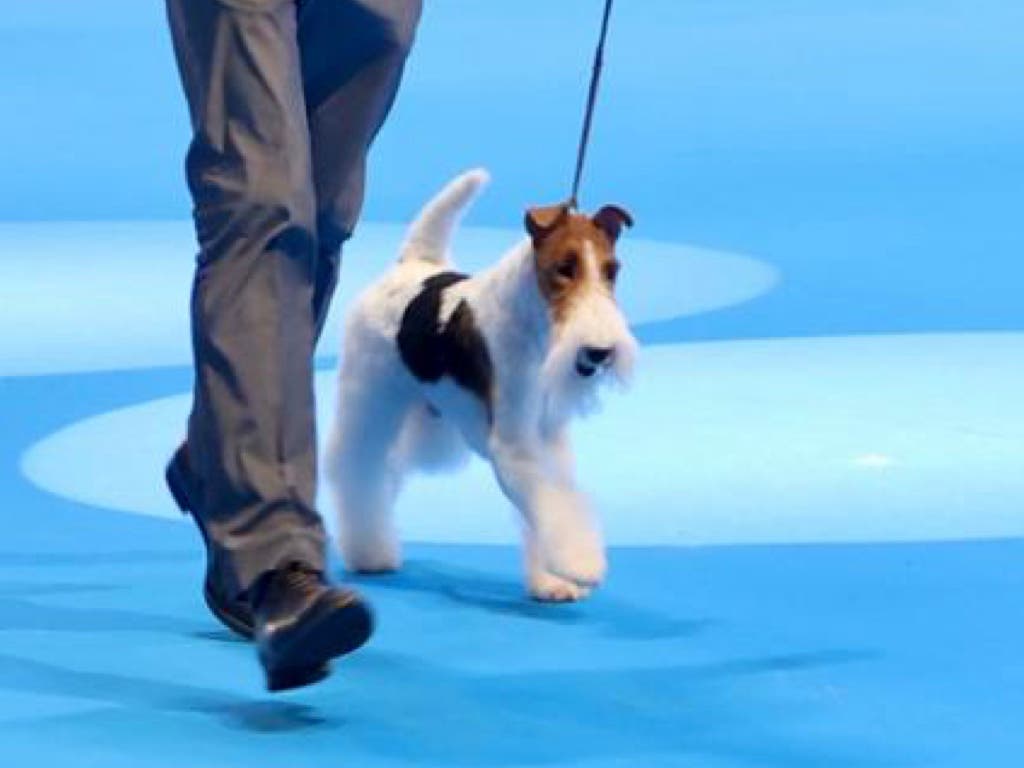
[326,169,637,601]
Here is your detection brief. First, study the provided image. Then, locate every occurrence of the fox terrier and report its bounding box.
[325,169,637,601]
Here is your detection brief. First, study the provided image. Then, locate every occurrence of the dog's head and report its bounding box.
[525,202,638,423]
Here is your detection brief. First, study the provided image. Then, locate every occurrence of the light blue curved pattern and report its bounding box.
[21,333,1024,546]
[0,221,775,377]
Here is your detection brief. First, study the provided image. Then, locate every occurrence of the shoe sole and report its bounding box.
[165,454,255,640]
[203,581,255,640]
[265,662,332,693]
[262,598,374,693]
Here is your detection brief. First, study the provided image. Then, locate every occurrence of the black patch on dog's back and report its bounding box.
[397,273,466,380]
[397,272,493,419]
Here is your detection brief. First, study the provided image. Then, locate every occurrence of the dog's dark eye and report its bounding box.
[603,260,620,284]
[556,253,579,281]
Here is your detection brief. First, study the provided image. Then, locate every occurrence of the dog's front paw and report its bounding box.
[531,488,607,587]
[541,533,607,588]
[337,529,402,574]
[528,571,592,603]
[549,552,606,589]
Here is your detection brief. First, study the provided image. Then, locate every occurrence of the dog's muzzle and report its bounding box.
[575,346,614,378]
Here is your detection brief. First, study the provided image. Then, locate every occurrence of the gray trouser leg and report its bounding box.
[300,0,423,336]
[165,0,420,598]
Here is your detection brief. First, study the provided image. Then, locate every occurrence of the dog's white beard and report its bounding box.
[540,292,637,431]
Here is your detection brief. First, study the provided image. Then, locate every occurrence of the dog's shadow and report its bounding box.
[348,560,579,621]
[346,559,715,640]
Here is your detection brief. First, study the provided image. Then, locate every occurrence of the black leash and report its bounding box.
[568,0,616,210]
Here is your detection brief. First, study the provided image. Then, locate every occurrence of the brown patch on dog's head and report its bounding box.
[525,202,633,323]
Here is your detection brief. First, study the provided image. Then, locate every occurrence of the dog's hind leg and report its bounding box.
[326,365,413,573]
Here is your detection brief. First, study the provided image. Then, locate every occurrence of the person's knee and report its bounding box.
[217,0,292,13]
[190,161,317,261]
[367,0,422,60]
[317,203,359,257]
[238,173,316,233]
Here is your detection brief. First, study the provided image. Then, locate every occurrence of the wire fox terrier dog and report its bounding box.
[326,169,637,601]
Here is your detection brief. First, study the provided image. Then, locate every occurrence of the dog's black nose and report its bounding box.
[584,346,613,366]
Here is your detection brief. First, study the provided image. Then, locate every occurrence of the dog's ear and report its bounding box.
[592,205,634,244]
[525,204,570,246]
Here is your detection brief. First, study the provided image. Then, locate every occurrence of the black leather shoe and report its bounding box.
[165,443,255,639]
[252,564,374,693]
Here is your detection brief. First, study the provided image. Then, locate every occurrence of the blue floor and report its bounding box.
[2,1,1023,766]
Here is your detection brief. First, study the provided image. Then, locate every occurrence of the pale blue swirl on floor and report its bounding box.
[0,221,776,377]
[21,333,1024,546]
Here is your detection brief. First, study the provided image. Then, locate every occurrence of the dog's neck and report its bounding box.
[472,238,552,360]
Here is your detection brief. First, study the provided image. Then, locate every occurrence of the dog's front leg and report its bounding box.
[524,530,592,602]
[489,431,606,597]
[533,429,607,588]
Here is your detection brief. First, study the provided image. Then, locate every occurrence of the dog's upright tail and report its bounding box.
[399,168,490,265]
